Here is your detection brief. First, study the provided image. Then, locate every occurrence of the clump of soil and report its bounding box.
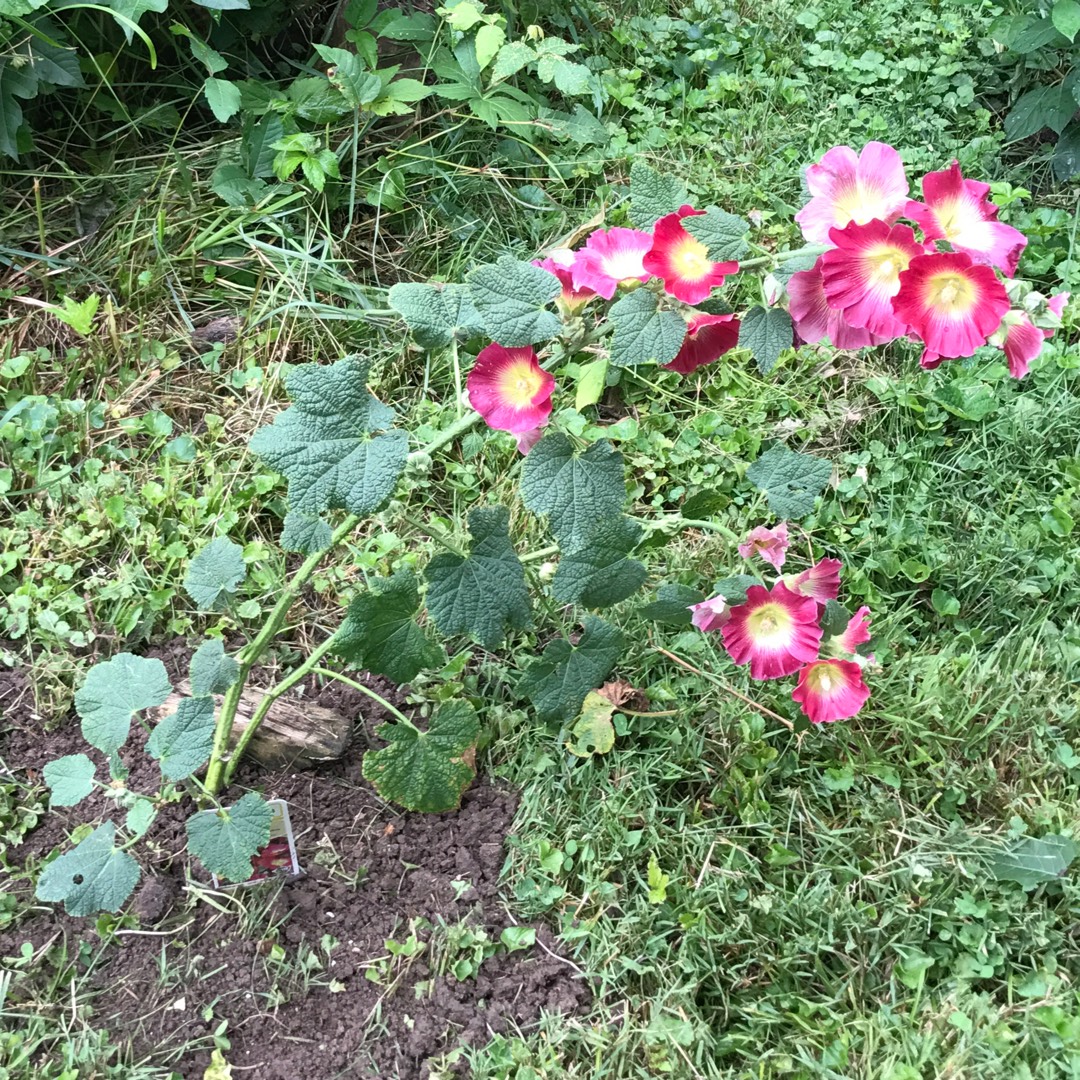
[1,642,588,1079]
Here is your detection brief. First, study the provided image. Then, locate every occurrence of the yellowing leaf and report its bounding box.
[566,691,616,757]
[203,1049,233,1080]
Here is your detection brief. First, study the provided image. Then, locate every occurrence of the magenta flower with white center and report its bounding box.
[466,344,554,437]
[792,658,870,724]
[832,605,872,655]
[788,263,888,349]
[721,583,822,680]
[795,142,909,244]
[689,595,730,632]
[643,206,739,304]
[996,311,1045,380]
[905,160,1027,277]
[663,312,738,375]
[738,522,790,570]
[784,558,842,606]
[532,254,595,317]
[570,227,654,300]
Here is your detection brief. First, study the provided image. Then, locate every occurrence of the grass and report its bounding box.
[4,0,1080,1076]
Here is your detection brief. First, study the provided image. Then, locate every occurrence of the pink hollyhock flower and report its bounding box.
[738,522,790,570]
[788,263,889,349]
[791,658,870,724]
[892,252,1010,366]
[642,206,739,304]
[820,220,924,338]
[1043,291,1070,338]
[570,228,654,300]
[532,253,595,317]
[721,583,823,680]
[795,142,909,244]
[663,312,738,374]
[994,311,1044,379]
[689,595,730,632]
[515,427,546,455]
[784,558,842,606]
[905,160,1027,277]
[466,344,554,436]
[832,606,871,655]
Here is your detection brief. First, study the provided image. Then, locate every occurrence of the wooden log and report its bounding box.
[149,681,353,771]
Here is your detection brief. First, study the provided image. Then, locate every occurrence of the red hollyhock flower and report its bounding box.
[689,595,730,632]
[995,311,1045,380]
[832,606,871,655]
[466,344,554,436]
[643,206,739,304]
[738,522,790,570]
[892,252,1010,367]
[721,583,823,680]
[791,658,870,724]
[784,558,842,606]
[532,253,595,316]
[662,313,738,374]
[788,263,888,349]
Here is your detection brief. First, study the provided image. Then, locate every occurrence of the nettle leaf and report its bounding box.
[249,356,409,520]
[280,510,332,554]
[184,537,246,610]
[204,77,242,123]
[189,639,240,697]
[739,306,794,375]
[491,40,535,81]
[75,654,172,756]
[362,700,480,812]
[35,822,140,916]
[425,506,532,648]
[990,834,1078,889]
[629,160,687,229]
[682,206,750,262]
[713,574,760,604]
[465,256,561,347]
[335,570,445,683]
[187,791,272,883]
[42,754,96,807]
[388,282,485,348]
[147,697,216,781]
[552,516,648,608]
[746,445,832,519]
[566,691,616,758]
[520,433,627,550]
[518,617,625,723]
[609,289,687,368]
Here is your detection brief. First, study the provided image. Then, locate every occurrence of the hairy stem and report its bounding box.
[736,243,830,274]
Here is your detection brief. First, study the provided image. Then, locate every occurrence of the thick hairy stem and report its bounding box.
[736,243,830,274]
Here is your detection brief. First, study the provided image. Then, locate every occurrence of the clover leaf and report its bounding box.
[362,700,480,812]
[146,696,216,781]
[629,160,687,229]
[189,639,240,697]
[388,281,485,348]
[739,306,794,375]
[42,753,96,807]
[184,537,247,610]
[35,821,141,916]
[682,206,750,262]
[186,792,272,883]
[746,445,833,519]
[74,653,173,756]
[465,256,561,347]
[609,289,687,368]
[552,516,648,608]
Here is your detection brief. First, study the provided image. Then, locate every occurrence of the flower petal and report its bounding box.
[784,558,842,605]
[467,344,554,435]
[663,312,740,374]
[1001,312,1044,379]
[722,583,823,680]
[570,228,654,300]
[788,263,889,349]
[791,658,870,724]
[643,206,739,304]
[690,595,730,631]
[737,523,790,570]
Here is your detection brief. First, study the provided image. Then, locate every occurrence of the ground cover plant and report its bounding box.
[3,0,1080,1076]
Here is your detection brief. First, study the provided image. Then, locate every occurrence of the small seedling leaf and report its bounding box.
[746,445,832,519]
[637,583,706,625]
[566,690,617,757]
[647,852,669,903]
[35,821,140,915]
[184,537,247,610]
[682,206,750,262]
[552,516,648,608]
[203,77,242,122]
[466,256,561,346]
[739,306,794,375]
[189,639,240,697]
[388,282,485,348]
[629,160,687,228]
[989,834,1078,888]
[147,697,217,781]
[42,753,96,807]
[75,653,172,756]
[608,289,687,368]
[362,700,480,812]
[186,792,273,883]
[125,799,157,839]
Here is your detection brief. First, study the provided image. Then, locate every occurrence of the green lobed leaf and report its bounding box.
[1054,119,1080,179]
[520,433,627,551]
[388,282,485,348]
[465,256,562,347]
[739,306,794,375]
[1005,85,1077,141]
[313,44,383,107]
[75,653,173,756]
[35,821,141,915]
[146,697,216,781]
[42,754,96,807]
[629,160,687,229]
[552,516,648,608]
[491,40,535,81]
[186,792,272,883]
[636,583,706,625]
[517,617,625,723]
[425,506,532,648]
[820,599,851,639]
[125,799,157,839]
[184,537,247,610]
[931,380,999,421]
[280,510,332,554]
[334,570,445,683]
[608,290,688,368]
[248,355,409,519]
[362,700,480,812]
[189,639,239,697]
[746,445,833,519]
[682,206,750,262]
[990,834,1078,888]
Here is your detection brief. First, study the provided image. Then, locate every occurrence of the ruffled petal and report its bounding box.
[467,344,555,435]
[722,583,823,680]
[791,659,870,723]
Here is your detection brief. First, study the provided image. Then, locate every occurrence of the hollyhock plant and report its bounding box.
[993,311,1045,380]
[643,206,739,304]
[533,251,594,317]
[722,583,823,680]
[832,606,872,655]
[905,160,1027,277]
[466,344,554,438]
[892,251,1010,368]
[784,558,842,606]
[689,595,730,632]
[795,141,909,244]
[738,523,790,570]
[664,312,739,374]
[788,264,888,350]
[570,227,654,300]
[792,658,870,724]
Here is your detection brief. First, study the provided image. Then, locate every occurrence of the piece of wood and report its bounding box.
[149,681,352,771]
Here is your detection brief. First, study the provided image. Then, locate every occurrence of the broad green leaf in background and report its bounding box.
[362,700,480,812]
[1054,0,1080,41]
[608,290,687,367]
[636,583,706,625]
[1004,85,1076,141]
[334,570,445,683]
[203,78,241,122]
[535,53,591,95]
[474,23,506,69]
[125,798,157,839]
[189,639,239,697]
[186,792,272,883]
[682,206,751,262]
[820,599,852,639]
[1054,119,1080,179]
[42,753,96,807]
[518,617,625,722]
[931,380,999,421]
[739,306,794,375]
[191,0,250,10]
[425,506,532,648]
[990,834,1078,888]
[313,44,383,107]
[491,40,535,81]
[629,160,687,229]
[574,357,609,410]
[280,511,333,554]
[146,697,216,781]
[75,653,172,755]
[566,691,617,757]
[388,282,485,348]
[552,516,648,608]
[183,537,247,610]
[746,445,833,519]
[520,433,627,550]
[466,256,561,346]
[249,355,409,520]
[712,574,760,604]
[35,822,140,915]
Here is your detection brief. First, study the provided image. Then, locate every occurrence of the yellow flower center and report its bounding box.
[927,272,975,317]
[806,662,842,695]
[865,244,913,288]
[498,360,544,408]
[672,237,711,280]
[747,602,792,645]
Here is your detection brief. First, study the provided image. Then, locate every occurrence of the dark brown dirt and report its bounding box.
[1,641,588,1079]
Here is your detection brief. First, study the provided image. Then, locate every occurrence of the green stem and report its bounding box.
[411,409,482,461]
[312,667,420,732]
[520,543,559,564]
[736,243,830,274]
[645,516,741,544]
[402,514,465,557]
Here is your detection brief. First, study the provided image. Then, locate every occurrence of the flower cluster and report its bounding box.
[789,142,1068,377]
[690,523,873,725]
